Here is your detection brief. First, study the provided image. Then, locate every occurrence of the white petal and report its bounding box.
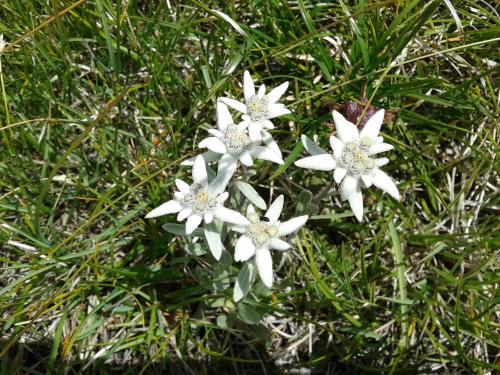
[255,247,273,288]
[347,189,364,222]
[294,154,336,171]
[329,135,345,159]
[214,207,249,226]
[217,153,238,178]
[239,151,254,166]
[247,204,256,216]
[258,84,266,97]
[216,191,229,203]
[204,212,214,223]
[332,110,358,143]
[192,155,208,184]
[145,200,182,218]
[219,97,247,114]
[252,146,284,164]
[278,215,308,236]
[269,238,291,251]
[174,191,184,200]
[204,224,223,260]
[235,235,256,262]
[361,174,372,188]
[237,121,248,131]
[360,109,385,139]
[185,214,202,234]
[261,120,274,129]
[375,157,389,167]
[340,175,359,201]
[177,208,192,221]
[301,134,328,156]
[199,137,226,154]
[175,179,190,194]
[209,175,231,197]
[248,122,263,141]
[267,81,289,103]
[267,105,291,119]
[368,143,394,156]
[334,167,347,183]
[263,134,282,158]
[217,101,233,131]
[181,151,220,166]
[372,169,400,200]
[265,195,284,223]
[243,70,255,102]
[232,225,247,233]
[211,155,238,194]
[238,119,250,130]
[208,128,224,137]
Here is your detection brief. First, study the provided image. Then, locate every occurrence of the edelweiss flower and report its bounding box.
[295,109,400,222]
[232,195,308,288]
[145,155,249,234]
[220,70,291,141]
[198,101,284,181]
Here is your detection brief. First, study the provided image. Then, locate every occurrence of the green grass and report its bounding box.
[0,0,498,373]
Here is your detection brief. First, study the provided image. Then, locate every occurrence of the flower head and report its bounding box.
[232,195,308,288]
[198,101,284,182]
[220,70,291,141]
[295,109,400,222]
[145,155,249,234]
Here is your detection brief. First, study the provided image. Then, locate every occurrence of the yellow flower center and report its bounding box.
[341,139,376,175]
[247,95,269,122]
[247,214,279,246]
[224,125,252,151]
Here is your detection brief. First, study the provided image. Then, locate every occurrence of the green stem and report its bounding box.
[388,221,409,351]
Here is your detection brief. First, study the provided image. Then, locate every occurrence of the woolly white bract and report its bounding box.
[220,70,291,141]
[145,155,248,234]
[295,109,400,222]
[232,195,308,289]
[198,101,284,183]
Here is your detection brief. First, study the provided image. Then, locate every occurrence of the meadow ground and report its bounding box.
[0,1,498,374]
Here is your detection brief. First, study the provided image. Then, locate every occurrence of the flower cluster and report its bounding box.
[146,71,308,301]
[146,70,402,305]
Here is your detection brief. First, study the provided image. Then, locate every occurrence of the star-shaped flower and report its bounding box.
[220,70,291,141]
[198,101,284,182]
[145,155,249,234]
[295,109,400,222]
[232,195,308,288]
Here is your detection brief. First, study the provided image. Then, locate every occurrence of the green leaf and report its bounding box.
[235,181,267,210]
[204,222,224,260]
[301,134,328,156]
[165,223,204,237]
[270,141,303,180]
[237,302,262,324]
[233,262,256,302]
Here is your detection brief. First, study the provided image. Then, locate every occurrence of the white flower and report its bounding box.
[295,109,400,222]
[145,155,249,234]
[232,195,308,288]
[220,70,291,141]
[198,101,284,182]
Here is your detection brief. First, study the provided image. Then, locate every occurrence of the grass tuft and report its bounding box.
[0,0,498,373]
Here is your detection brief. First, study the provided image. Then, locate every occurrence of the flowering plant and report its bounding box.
[146,70,402,319]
